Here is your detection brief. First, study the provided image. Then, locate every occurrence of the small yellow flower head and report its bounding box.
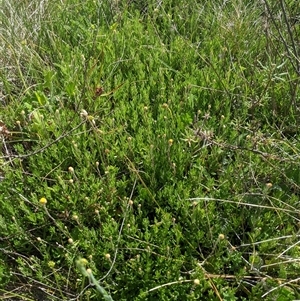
[86,268,92,275]
[194,279,200,285]
[68,238,74,244]
[105,253,111,260]
[72,215,79,221]
[78,258,88,266]
[68,166,74,173]
[266,182,273,189]
[162,103,169,108]
[48,261,55,268]
[168,139,174,146]
[219,233,225,240]
[128,199,133,206]
[39,197,47,205]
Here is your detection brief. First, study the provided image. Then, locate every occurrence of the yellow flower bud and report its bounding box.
[39,197,47,205]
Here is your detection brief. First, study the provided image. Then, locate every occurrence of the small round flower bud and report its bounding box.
[266,182,273,188]
[39,197,47,205]
[219,234,225,240]
[79,258,88,266]
[48,261,55,268]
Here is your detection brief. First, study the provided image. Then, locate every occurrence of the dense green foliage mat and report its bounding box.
[1,0,300,300]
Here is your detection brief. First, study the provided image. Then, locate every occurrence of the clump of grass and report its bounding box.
[1,0,300,300]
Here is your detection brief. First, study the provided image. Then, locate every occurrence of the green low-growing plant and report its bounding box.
[1,0,300,300]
